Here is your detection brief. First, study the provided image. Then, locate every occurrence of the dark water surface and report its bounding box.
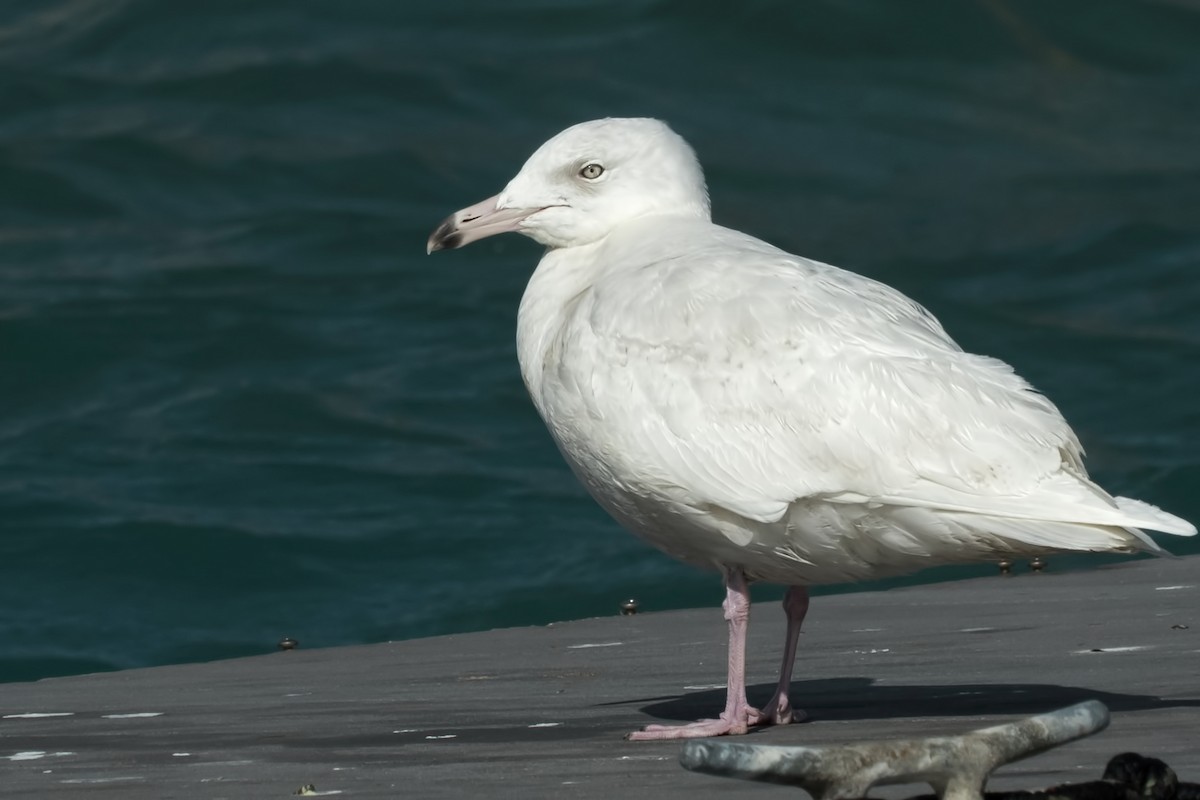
[1,0,1197,682]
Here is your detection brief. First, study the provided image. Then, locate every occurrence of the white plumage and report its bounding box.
[428,117,1195,739]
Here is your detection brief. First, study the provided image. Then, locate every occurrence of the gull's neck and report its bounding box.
[515,212,716,410]
[515,238,606,409]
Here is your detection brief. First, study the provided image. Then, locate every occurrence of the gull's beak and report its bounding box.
[426,194,539,254]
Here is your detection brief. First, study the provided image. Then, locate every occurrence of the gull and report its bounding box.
[426,118,1195,740]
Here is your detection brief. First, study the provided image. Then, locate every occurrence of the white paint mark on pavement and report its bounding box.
[5,751,75,761]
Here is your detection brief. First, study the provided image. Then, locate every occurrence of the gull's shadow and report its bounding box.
[616,678,1200,725]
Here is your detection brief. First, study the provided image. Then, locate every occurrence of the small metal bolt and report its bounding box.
[278,637,299,651]
[1171,624,1189,630]
[620,598,639,615]
[1029,557,1046,573]
[997,559,1013,576]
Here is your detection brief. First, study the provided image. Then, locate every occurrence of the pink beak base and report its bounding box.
[426,194,536,253]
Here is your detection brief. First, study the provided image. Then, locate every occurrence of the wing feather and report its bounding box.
[540,224,1193,542]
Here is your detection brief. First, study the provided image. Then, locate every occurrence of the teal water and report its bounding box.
[1,0,1198,683]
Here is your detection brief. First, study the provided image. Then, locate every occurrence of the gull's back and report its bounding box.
[520,213,1195,584]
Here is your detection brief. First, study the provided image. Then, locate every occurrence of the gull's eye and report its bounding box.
[579,162,604,180]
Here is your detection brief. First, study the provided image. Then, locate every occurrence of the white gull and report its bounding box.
[427,117,1196,740]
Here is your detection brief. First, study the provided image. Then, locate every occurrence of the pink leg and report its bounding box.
[627,568,765,741]
[760,586,810,724]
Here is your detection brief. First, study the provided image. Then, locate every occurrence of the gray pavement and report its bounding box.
[0,557,1196,798]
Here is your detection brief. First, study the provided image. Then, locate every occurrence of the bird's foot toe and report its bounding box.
[754,698,806,726]
[626,719,744,741]
[626,709,764,741]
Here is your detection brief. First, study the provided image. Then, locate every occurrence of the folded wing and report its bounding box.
[546,228,1195,553]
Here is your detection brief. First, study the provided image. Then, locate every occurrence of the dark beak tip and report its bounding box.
[426,218,461,255]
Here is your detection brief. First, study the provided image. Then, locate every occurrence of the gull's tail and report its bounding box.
[1113,496,1197,537]
[881,473,1195,557]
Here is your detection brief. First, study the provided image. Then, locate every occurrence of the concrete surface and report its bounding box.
[1,557,1196,798]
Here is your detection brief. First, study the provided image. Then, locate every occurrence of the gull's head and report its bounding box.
[427,118,710,253]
